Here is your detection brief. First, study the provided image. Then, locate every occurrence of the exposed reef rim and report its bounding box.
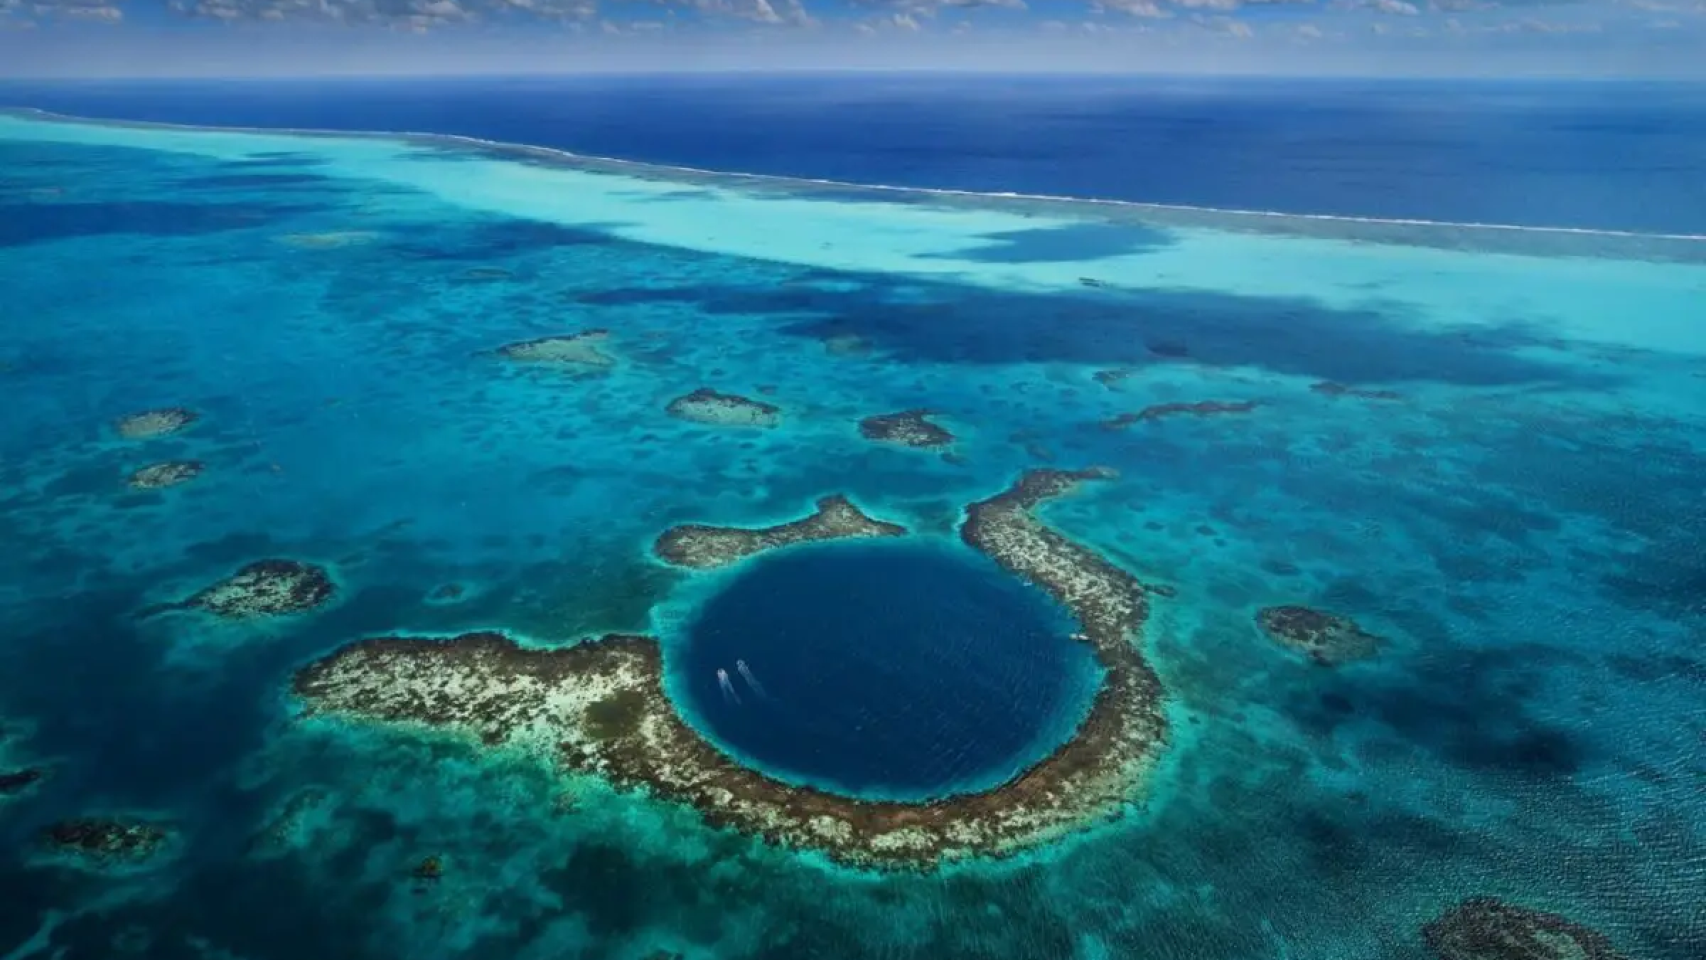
[293,468,1167,868]
[654,494,906,569]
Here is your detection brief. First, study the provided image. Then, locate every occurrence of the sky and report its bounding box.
[0,0,1702,77]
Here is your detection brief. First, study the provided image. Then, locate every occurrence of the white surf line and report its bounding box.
[8,106,1705,244]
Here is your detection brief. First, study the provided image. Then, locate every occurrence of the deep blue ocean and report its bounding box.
[1,77,1704,960]
[3,76,1705,234]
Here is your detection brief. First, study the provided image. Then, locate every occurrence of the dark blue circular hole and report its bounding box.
[674,540,1101,802]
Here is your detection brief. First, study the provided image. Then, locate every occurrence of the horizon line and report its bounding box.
[4,68,1705,82]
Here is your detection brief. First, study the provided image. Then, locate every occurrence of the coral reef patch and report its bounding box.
[496,330,615,370]
[858,409,955,449]
[0,767,44,797]
[247,787,332,857]
[113,407,197,440]
[427,583,467,604]
[1103,401,1259,428]
[127,460,204,490]
[277,231,379,249]
[1422,897,1627,960]
[1311,381,1403,401]
[1092,369,1135,389]
[654,495,905,569]
[666,388,781,427]
[143,559,335,619]
[1255,605,1380,666]
[293,469,1166,867]
[39,817,174,868]
[823,333,871,357]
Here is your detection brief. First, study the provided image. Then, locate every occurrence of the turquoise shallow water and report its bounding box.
[0,109,1703,960]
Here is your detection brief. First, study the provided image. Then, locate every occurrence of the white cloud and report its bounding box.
[1092,0,1169,16]
[1092,0,1169,14]
[12,0,126,21]
[856,9,920,29]
[169,0,589,25]
[1192,11,1253,33]
[165,0,633,25]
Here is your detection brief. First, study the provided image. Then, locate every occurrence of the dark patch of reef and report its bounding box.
[823,333,871,357]
[1255,605,1380,666]
[278,231,378,249]
[495,330,615,371]
[0,767,44,796]
[247,786,332,857]
[293,468,1167,868]
[666,388,780,427]
[1093,368,1135,389]
[141,559,335,619]
[1422,897,1627,960]
[1103,400,1259,428]
[1311,381,1403,401]
[39,817,174,868]
[0,720,44,802]
[410,855,445,892]
[858,409,954,449]
[459,266,515,282]
[113,407,197,440]
[127,460,203,490]
[428,583,467,604]
[654,495,905,569]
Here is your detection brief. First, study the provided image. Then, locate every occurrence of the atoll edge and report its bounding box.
[294,467,1169,869]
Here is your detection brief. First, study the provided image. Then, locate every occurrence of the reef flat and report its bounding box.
[1256,605,1380,666]
[1422,897,1627,960]
[127,460,204,490]
[496,330,616,370]
[654,495,905,569]
[665,388,780,427]
[294,470,1164,867]
[1103,401,1259,428]
[142,559,335,619]
[113,407,197,440]
[858,409,955,448]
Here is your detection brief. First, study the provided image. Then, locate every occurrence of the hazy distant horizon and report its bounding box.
[3,6,1705,82]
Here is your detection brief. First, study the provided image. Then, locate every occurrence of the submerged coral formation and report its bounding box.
[1311,381,1403,401]
[247,786,332,857]
[858,409,955,449]
[428,583,467,604]
[1422,897,1627,960]
[294,468,1166,867]
[127,460,204,490]
[823,333,871,357]
[0,719,43,802]
[666,388,780,427]
[411,855,445,888]
[0,767,44,796]
[39,817,174,867]
[143,559,336,619]
[277,231,379,249]
[654,495,906,569]
[1092,368,1135,389]
[1103,400,1259,428]
[114,407,198,440]
[1255,605,1380,666]
[496,330,615,370]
